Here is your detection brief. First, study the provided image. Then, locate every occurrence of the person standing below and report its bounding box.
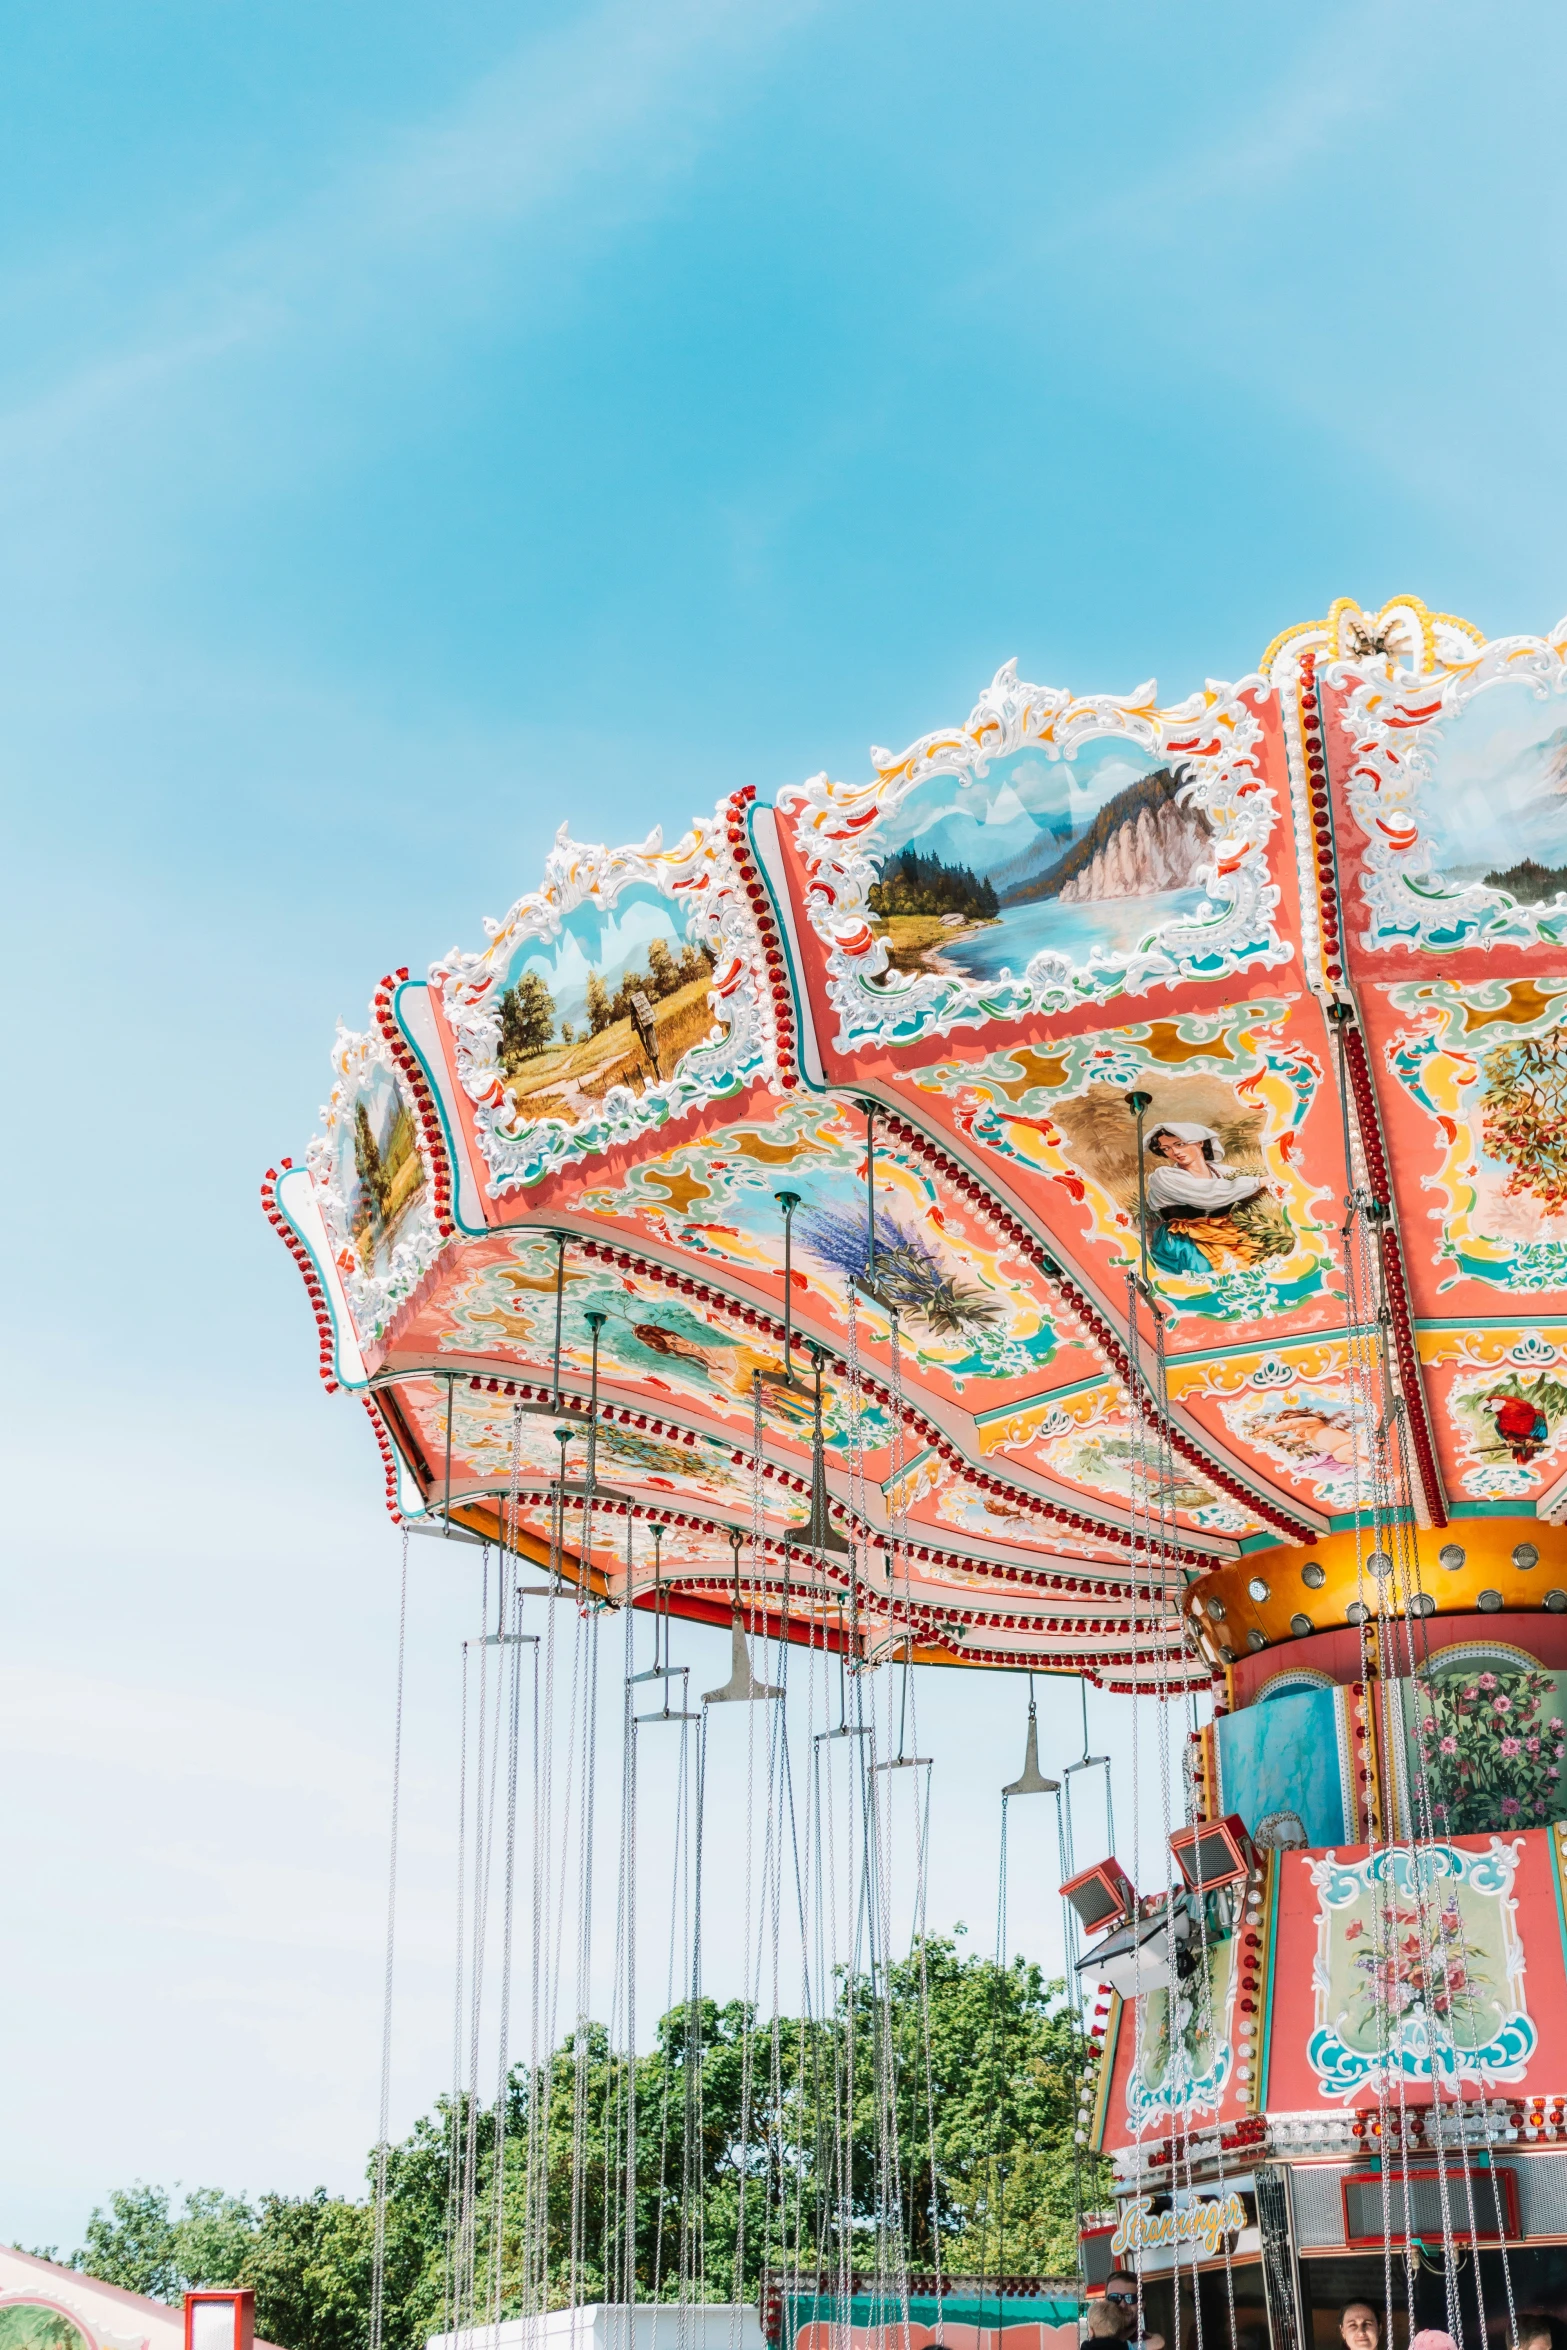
[1338,2306,1380,2350]
[1084,2274,1162,2350]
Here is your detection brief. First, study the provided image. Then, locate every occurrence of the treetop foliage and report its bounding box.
[63,1942,1098,2350]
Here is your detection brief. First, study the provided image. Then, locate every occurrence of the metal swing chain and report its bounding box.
[370,1527,410,2350]
[1334,1001,1507,2350]
[445,1622,470,2337]
[486,1406,530,2326]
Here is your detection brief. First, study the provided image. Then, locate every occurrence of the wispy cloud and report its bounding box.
[0,1663,387,1832]
[0,0,816,488]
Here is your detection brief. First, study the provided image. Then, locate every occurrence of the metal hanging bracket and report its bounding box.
[628,1525,680,1681]
[635,1664,702,1725]
[405,1518,488,1548]
[1003,1692,1060,1797]
[703,1616,783,1704]
[703,1531,782,1702]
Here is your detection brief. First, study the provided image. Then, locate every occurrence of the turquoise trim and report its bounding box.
[1550,1810,1567,1972]
[274,1176,370,1395]
[391,980,490,1238]
[745,798,827,1099]
[1415,1314,1567,1330]
[782,2295,1079,2334]
[1448,1498,1541,1520]
[972,1372,1115,1423]
[1258,1851,1279,2112]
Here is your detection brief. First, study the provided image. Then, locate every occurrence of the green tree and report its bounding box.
[74,2184,183,2300]
[645,938,680,999]
[498,972,556,1069]
[237,2193,374,2350]
[70,1944,1096,2347]
[179,2191,262,2290]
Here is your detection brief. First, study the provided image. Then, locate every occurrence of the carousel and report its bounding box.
[267,596,1567,2350]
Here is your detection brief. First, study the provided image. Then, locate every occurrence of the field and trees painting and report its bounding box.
[867,742,1220,984]
[345,1068,426,1275]
[494,890,721,1126]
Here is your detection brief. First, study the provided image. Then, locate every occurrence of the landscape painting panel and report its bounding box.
[1405,679,1567,918]
[494,884,724,1127]
[333,1061,427,1279]
[869,739,1225,986]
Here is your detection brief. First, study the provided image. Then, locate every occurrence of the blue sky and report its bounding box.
[5,0,1567,2256]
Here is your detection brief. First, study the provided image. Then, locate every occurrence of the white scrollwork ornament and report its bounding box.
[430,810,775,1195]
[1333,618,1567,956]
[306,1022,444,1346]
[776,658,1289,1053]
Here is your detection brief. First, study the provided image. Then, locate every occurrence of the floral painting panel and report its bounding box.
[1409,1664,1567,1834]
[1305,1842,1534,2101]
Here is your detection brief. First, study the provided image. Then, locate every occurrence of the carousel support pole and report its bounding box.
[1124,1090,1154,1300]
[774,1190,801,1382]
[858,1098,879,1295]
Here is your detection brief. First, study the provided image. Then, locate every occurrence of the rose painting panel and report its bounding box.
[1408,1660,1567,1834]
[490,884,723,1130]
[1305,1842,1534,2100]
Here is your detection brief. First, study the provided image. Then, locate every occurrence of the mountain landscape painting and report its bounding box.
[1412,681,1567,910]
[867,739,1221,984]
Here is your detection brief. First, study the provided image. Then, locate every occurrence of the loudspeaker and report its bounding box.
[1169,1813,1254,1893]
[1059,1854,1134,1936]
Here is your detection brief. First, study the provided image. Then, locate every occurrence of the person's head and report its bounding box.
[1100,2273,1138,2331]
[1082,2304,1121,2343]
[1339,2307,1380,2350]
[1516,2318,1558,2350]
[1408,2334,1458,2350]
[1147,1125,1216,1175]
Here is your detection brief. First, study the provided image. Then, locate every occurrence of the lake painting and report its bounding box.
[1408,681,1567,907]
[868,738,1226,984]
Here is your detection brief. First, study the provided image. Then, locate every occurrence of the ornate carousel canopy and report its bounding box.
[265,596,1567,1693]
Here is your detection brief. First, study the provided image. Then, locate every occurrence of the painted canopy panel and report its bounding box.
[271,598,1567,1682]
[902,997,1346,1334]
[1314,625,1567,1519]
[769,665,1292,1055]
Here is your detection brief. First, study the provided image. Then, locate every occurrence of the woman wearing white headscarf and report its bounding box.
[1142,1121,1291,1278]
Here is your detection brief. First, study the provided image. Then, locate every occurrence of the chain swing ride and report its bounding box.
[269,596,1567,2350]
